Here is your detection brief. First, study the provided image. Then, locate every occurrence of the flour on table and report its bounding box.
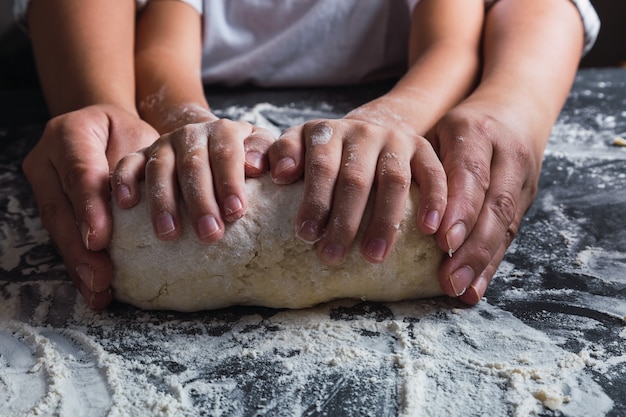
[0,280,617,417]
[3,93,625,416]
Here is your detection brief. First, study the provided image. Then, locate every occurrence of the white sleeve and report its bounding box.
[570,0,601,55]
[178,0,202,14]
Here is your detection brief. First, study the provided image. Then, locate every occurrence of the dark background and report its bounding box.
[0,1,625,89]
[580,1,626,67]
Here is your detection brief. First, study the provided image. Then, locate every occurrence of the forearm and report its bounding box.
[27,0,137,116]
[135,1,213,134]
[347,0,484,137]
[467,0,585,144]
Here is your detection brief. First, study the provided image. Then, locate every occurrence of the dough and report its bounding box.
[109,176,444,311]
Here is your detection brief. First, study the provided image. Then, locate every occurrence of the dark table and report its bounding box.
[1,68,625,416]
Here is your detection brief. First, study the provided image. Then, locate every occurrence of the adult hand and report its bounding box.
[269,117,447,266]
[112,118,275,243]
[429,100,546,304]
[22,105,159,309]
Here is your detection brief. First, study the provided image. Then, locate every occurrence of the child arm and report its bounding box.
[113,0,275,243]
[268,0,485,266]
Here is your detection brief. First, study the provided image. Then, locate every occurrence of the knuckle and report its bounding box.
[379,169,410,193]
[179,151,206,173]
[459,157,491,193]
[339,169,371,194]
[110,167,127,188]
[307,120,335,146]
[379,152,410,192]
[145,153,168,174]
[489,190,517,230]
[278,126,299,141]
[61,163,92,194]
[307,155,336,178]
[210,141,237,163]
[246,128,274,149]
[211,118,233,130]
[173,125,206,148]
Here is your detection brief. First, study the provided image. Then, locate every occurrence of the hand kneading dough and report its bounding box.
[109,176,444,311]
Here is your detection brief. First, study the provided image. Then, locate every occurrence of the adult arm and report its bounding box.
[22,0,158,309]
[113,0,274,244]
[268,0,484,265]
[430,0,585,303]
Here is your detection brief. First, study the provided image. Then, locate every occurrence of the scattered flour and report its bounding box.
[2,97,625,416]
[0,280,616,417]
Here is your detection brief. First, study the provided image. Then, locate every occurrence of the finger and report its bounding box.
[410,138,448,235]
[435,126,493,256]
[244,126,275,177]
[268,125,306,185]
[144,133,181,241]
[111,151,148,209]
[360,147,411,263]
[207,119,252,222]
[173,125,224,242]
[23,158,114,306]
[72,275,114,311]
[457,237,508,305]
[439,158,525,298]
[43,116,114,252]
[296,121,343,246]
[317,127,380,265]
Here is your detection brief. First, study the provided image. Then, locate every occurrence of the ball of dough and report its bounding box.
[109,176,444,311]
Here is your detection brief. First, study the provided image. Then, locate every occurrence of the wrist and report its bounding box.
[345,94,432,138]
[138,93,217,134]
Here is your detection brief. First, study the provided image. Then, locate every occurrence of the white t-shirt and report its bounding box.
[176,0,601,87]
[14,0,600,87]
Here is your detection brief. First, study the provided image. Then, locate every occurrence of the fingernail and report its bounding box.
[449,266,474,297]
[365,238,387,262]
[297,220,321,243]
[446,222,466,256]
[321,242,345,264]
[272,157,296,183]
[155,212,176,236]
[245,151,264,171]
[116,184,132,205]
[81,222,92,250]
[198,214,220,239]
[223,195,244,219]
[423,210,440,233]
[465,285,482,304]
[76,263,94,289]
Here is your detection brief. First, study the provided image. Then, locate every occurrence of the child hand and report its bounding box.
[268,117,447,266]
[112,118,276,243]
